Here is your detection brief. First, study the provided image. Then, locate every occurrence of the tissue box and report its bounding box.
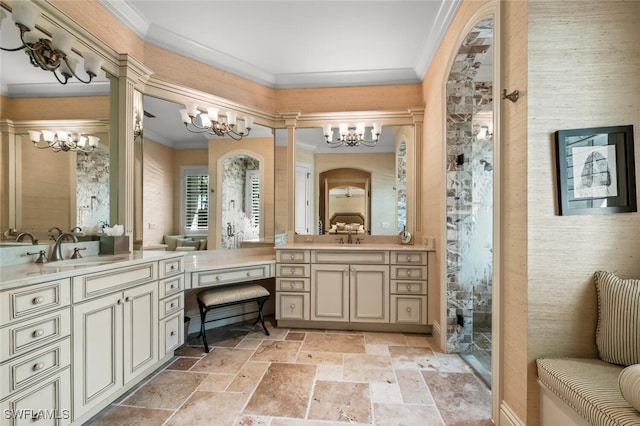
[100,236,130,255]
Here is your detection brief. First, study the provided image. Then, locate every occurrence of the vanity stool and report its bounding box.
[196,283,270,353]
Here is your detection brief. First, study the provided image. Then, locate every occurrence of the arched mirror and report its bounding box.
[292,125,415,236]
[140,95,275,252]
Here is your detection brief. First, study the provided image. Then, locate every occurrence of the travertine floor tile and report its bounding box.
[302,332,365,353]
[197,373,235,392]
[296,351,344,365]
[373,403,445,426]
[166,391,248,425]
[369,382,403,404]
[84,405,172,425]
[343,354,396,383]
[396,369,435,405]
[226,361,270,393]
[250,340,301,362]
[307,380,371,423]
[422,371,491,425]
[190,347,254,374]
[166,357,199,371]
[122,370,208,409]
[388,345,437,369]
[364,332,408,346]
[244,363,316,418]
[316,363,343,381]
[285,332,306,341]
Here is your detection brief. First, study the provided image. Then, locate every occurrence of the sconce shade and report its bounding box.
[12,1,39,30]
[29,130,99,153]
[51,27,73,54]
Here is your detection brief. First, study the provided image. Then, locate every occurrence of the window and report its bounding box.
[245,170,260,228]
[181,166,209,234]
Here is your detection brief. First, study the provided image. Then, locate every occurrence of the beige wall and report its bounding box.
[274,145,288,235]
[525,1,640,424]
[142,139,175,245]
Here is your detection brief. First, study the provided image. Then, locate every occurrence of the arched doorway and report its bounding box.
[445,17,494,386]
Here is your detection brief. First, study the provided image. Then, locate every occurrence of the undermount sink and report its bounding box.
[44,255,129,267]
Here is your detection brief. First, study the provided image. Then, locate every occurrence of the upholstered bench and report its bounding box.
[197,283,270,353]
[537,271,640,426]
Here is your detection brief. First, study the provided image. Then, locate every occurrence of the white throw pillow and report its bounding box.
[618,364,640,411]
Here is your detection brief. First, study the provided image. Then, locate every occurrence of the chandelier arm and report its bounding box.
[53,69,70,85]
[183,123,211,134]
[0,44,27,52]
[61,57,94,84]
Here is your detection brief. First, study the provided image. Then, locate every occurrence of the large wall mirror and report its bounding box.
[284,125,415,236]
[140,95,275,251]
[1,1,116,242]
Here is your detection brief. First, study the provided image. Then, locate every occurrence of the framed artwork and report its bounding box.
[555,125,637,215]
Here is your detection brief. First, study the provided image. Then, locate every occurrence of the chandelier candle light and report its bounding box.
[0,2,103,84]
[28,130,99,153]
[179,103,253,141]
[323,122,382,148]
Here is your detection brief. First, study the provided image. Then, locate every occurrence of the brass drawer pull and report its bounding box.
[406,284,412,292]
[406,307,412,313]
[290,304,295,309]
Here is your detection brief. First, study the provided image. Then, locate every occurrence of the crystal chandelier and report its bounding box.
[0,2,103,85]
[179,103,253,141]
[323,123,382,148]
[28,130,99,153]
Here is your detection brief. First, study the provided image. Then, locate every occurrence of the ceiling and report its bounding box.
[1,0,464,151]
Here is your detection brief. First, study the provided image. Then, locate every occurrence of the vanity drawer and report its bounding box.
[72,262,157,302]
[192,264,273,288]
[159,311,183,357]
[391,295,427,325]
[158,275,184,299]
[391,280,427,295]
[0,308,71,361]
[276,250,310,264]
[391,251,427,266]
[0,279,71,324]
[0,336,71,399]
[391,265,428,281]
[159,293,183,319]
[159,256,184,278]
[276,292,310,321]
[276,264,310,278]
[0,366,71,426]
[311,250,389,264]
[276,278,310,292]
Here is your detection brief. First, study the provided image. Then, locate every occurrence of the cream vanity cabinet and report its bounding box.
[72,261,159,420]
[0,279,72,425]
[310,250,390,323]
[390,251,428,324]
[275,249,310,321]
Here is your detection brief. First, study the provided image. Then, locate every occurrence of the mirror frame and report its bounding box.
[285,109,424,242]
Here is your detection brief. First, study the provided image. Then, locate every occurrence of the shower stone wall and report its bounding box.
[445,17,493,353]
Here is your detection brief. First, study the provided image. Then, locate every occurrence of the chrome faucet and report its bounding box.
[48,226,63,240]
[51,233,78,261]
[16,232,38,245]
[70,226,82,233]
[347,231,353,244]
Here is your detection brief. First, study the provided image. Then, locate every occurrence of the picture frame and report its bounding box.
[555,125,637,215]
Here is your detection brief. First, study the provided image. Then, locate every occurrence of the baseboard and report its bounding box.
[499,401,525,426]
[431,320,442,350]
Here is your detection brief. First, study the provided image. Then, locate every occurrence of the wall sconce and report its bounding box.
[28,130,99,153]
[179,104,253,141]
[0,2,103,85]
[323,122,382,148]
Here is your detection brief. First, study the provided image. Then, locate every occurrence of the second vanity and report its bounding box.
[275,243,434,333]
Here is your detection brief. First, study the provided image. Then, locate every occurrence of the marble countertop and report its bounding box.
[182,252,275,273]
[0,251,183,291]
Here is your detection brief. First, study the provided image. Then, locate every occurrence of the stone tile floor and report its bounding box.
[86,318,492,426]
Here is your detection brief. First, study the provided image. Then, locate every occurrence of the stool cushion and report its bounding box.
[198,284,270,307]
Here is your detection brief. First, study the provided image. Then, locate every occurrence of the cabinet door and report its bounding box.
[350,265,389,323]
[391,295,427,325]
[311,264,349,322]
[123,282,158,384]
[73,293,123,419]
